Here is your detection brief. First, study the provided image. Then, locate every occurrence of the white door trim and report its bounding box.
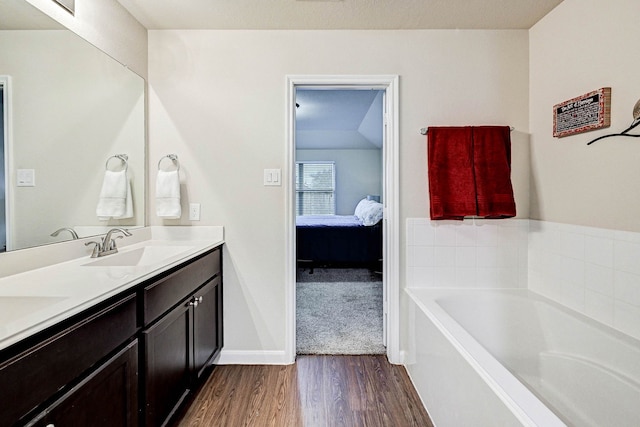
[284,75,400,364]
[0,76,13,252]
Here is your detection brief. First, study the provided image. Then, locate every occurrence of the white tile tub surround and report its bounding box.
[528,220,640,341]
[407,218,529,289]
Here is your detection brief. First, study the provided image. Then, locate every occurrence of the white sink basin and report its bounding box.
[0,296,67,324]
[82,245,193,267]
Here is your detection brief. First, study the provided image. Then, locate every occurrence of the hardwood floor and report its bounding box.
[176,355,433,427]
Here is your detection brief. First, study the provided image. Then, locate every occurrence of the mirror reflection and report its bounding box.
[0,0,145,252]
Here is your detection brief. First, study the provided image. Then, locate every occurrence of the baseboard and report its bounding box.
[216,349,407,366]
[398,349,409,366]
[216,349,294,365]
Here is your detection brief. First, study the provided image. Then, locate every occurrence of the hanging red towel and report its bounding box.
[427,126,516,220]
[473,126,516,218]
[427,127,477,220]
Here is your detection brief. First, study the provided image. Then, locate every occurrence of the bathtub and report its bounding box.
[405,288,640,427]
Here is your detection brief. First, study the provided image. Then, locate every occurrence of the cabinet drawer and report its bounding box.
[0,294,137,426]
[143,247,220,324]
[26,340,139,427]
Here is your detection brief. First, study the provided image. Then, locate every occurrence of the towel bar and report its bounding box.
[419,126,515,135]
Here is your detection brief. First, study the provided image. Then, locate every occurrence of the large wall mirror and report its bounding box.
[0,0,145,252]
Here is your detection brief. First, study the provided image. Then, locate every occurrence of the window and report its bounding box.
[295,161,335,215]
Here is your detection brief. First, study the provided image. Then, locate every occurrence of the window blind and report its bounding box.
[295,162,335,215]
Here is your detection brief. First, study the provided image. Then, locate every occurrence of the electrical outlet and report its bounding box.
[189,203,201,221]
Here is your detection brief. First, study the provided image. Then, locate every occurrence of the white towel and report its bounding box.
[122,178,133,219]
[97,170,130,220]
[156,170,181,218]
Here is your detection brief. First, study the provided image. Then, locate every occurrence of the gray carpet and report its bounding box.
[296,281,386,355]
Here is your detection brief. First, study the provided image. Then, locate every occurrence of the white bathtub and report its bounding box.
[405,288,640,427]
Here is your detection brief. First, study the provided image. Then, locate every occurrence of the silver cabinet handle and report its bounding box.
[188,295,203,307]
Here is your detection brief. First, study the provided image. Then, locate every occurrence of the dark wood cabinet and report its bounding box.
[142,250,221,325]
[0,244,222,427]
[142,300,191,427]
[0,293,137,426]
[192,276,223,382]
[141,248,223,427]
[27,340,139,427]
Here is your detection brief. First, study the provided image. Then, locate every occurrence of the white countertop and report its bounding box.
[0,226,224,352]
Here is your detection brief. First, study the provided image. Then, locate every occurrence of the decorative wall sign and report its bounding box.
[553,87,611,138]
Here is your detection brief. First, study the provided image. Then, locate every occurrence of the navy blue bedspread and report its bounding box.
[296,215,382,266]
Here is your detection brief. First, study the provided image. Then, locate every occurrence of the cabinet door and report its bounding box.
[28,340,138,427]
[192,276,222,381]
[0,294,137,427]
[142,301,191,427]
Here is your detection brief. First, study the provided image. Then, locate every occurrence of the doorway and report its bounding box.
[285,75,400,364]
[295,89,385,355]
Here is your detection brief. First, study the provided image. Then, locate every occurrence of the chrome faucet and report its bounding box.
[85,228,132,258]
[51,227,79,240]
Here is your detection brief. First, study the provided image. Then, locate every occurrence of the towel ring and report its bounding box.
[158,154,180,171]
[105,154,128,172]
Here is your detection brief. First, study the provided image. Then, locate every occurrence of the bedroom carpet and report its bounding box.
[296,280,386,355]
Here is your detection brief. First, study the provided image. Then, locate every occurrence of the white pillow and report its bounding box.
[354,198,375,219]
[360,201,384,226]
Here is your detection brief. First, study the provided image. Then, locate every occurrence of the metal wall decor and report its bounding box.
[587,98,640,145]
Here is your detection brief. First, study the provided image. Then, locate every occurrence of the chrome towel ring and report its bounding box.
[105,154,128,171]
[158,154,180,171]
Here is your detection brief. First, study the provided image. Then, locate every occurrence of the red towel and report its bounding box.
[427,127,477,220]
[473,126,516,218]
[427,126,516,220]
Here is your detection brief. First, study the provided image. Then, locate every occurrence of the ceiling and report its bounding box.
[117,0,564,30]
[296,90,384,150]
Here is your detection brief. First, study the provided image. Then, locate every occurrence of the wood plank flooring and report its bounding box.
[176,355,433,427]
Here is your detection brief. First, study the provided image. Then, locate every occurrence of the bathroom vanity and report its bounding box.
[0,229,223,427]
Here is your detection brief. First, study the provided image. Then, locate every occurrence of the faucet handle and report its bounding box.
[85,241,102,258]
[109,236,123,250]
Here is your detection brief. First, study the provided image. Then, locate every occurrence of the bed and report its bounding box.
[296,199,383,269]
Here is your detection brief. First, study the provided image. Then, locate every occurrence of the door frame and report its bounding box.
[0,76,12,252]
[284,75,400,364]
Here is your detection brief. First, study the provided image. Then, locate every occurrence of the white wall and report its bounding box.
[529,0,640,232]
[148,29,530,358]
[296,149,382,215]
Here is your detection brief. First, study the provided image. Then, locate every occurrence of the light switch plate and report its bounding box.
[264,169,281,186]
[17,169,35,187]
